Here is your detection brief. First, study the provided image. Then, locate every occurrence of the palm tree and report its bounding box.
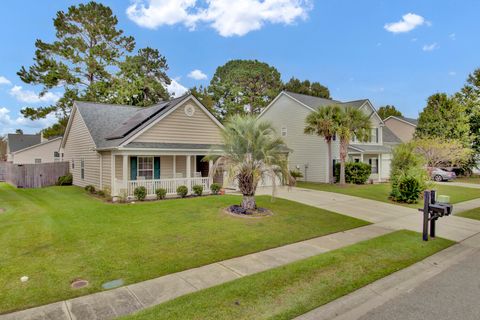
[304,105,342,183]
[337,107,372,185]
[208,115,292,210]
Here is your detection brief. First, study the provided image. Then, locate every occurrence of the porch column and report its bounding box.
[360,153,364,162]
[122,155,128,190]
[111,153,116,196]
[209,160,214,184]
[173,155,176,178]
[186,155,192,193]
[378,154,382,182]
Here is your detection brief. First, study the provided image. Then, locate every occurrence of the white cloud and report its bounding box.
[127,0,313,37]
[166,79,188,97]
[449,71,456,76]
[188,69,208,80]
[0,76,11,85]
[0,107,57,135]
[449,33,456,40]
[384,13,426,33]
[9,85,61,104]
[422,43,438,51]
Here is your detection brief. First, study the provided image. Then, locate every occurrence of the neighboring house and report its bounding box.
[383,116,418,142]
[259,91,402,183]
[11,137,62,164]
[60,94,224,199]
[3,133,41,162]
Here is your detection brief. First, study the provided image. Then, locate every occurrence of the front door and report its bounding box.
[196,155,209,177]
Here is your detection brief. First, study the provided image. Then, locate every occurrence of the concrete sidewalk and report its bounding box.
[437,181,480,189]
[257,187,480,242]
[296,232,480,320]
[0,225,393,320]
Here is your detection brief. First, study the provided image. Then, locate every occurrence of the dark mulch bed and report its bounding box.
[225,205,273,218]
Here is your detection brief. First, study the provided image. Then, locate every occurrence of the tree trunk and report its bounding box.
[339,138,348,185]
[327,139,333,183]
[241,195,256,210]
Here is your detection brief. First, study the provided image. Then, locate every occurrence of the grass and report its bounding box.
[297,181,480,208]
[122,230,453,320]
[457,207,480,221]
[0,183,368,314]
[456,175,480,184]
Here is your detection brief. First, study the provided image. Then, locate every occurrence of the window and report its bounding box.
[370,128,379,143]
[332,134,336,141]
[281,127,287,137]
[54,152,60,162]
[138,157,154,180]
[369,158,378,174]
[35,159,41,164]
[72,160,75,170]
[80,159,85,180]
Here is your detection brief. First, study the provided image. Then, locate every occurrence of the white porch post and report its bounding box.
[378,154,382,182]
[186,155,192,193]
[209,160,214,184]
[111,153,116,197]
[122,155,128,191]
[173,155,176,178]
[360,153,364,163]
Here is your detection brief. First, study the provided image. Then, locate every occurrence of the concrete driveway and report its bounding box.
[256,186,480,242]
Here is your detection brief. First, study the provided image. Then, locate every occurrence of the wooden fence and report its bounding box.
[0,161,6,181]
[2,162,69,188]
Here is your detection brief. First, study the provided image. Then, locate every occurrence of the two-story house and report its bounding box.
[258,91,401,183]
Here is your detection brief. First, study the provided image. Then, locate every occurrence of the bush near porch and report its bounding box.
[334,162,371,184]
[0,183,367,314]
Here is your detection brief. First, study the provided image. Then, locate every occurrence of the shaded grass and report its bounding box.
[297,181,480,208]
[456,176,480,184]
[457,207,480,221]
[122,230,453,320]
[0,183,367,314]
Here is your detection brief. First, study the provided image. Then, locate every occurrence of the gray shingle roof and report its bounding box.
[348,144,393,153]
[398,116,418,126]
[284,91,368,110]
[382,126,402,144]
[6,134,41,153]
[75,95,189,149]
[124,142,222,150]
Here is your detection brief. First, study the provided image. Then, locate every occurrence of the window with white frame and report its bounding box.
[35,158,41,164]
[281,127,287,137]
[80,159,85,179]
[138,157,154,180]
[369,158,378,174]
[370,128,379,143]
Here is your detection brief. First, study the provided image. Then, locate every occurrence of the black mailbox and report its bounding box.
[419,190,453,241]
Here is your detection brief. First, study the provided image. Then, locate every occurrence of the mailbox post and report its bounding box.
[419,190,453,241]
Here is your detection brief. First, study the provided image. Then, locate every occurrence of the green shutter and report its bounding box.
[130,157,137,180]
[154,157,160,179]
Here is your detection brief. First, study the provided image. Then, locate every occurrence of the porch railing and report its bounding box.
[124,177,212,198]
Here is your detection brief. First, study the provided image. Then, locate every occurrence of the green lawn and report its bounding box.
[0,183,368,314]
[297,181,480,208]
[122,230,453,320]
[456,175,480,184]
[457,207,480,221]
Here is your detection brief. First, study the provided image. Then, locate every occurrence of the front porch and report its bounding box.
[110,153,215,199]
[348,144,393,182]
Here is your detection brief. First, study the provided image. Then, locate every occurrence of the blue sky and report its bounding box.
[1,0,479,134]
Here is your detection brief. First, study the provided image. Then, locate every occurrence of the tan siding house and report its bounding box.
[259,91,401,182]
[61,94,224,198]
[12,137,62,164]
[384,116,417,142]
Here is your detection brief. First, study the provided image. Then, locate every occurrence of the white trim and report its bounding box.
[120,95,224,147]
[383,115,418,128]
[348,145,364,153]
[12,137,62,155]
[99,153,103,189]
[60,104,77,149]
[359,100,384,125]
[111,152,115,196]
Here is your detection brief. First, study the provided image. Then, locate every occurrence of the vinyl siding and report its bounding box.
[260,94,330,183]
[384,118,415,142]
[63,108,100,188]
[100,151,111,191]
[115,155,123,179]
[12,139,61,164]
[134,99,223,145]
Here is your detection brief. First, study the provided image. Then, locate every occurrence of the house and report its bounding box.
[383,116,417,142]
[11,137,62,164]
[60,94,224,199]
[258,91,402,183]
[2,133,41,162]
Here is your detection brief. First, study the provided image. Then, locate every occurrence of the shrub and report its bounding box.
[176,185,188,198]
[134,186,147,201]
[334,162,371,184]
[155,188,167,200]
[192,185,203,196]
[57,173,72,186]
[290,170,303,180]
[210,183,221,195]
[96,190,106,197]
[390,143,429,203]
[85,185,96,194]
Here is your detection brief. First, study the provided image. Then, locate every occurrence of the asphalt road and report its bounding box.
[359,248,480,320]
